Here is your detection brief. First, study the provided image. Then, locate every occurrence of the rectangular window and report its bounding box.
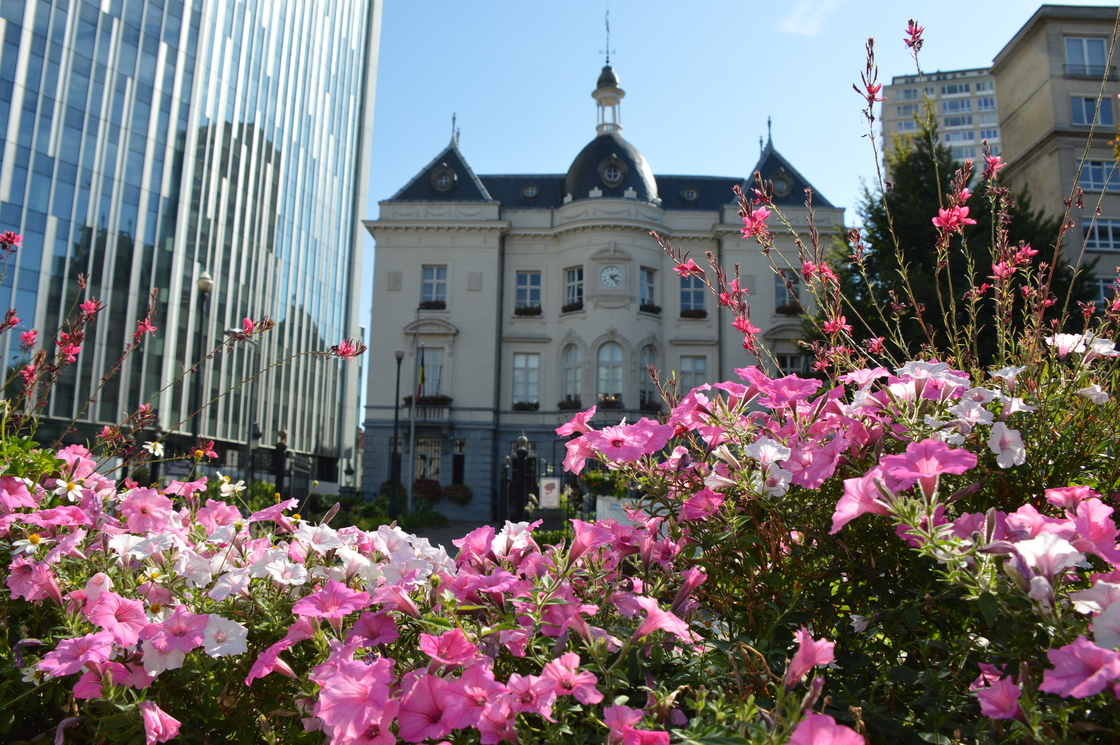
[564,267,583,307]
[942,99,972,114]
[952,147,977,160]
[924,86,936,96]
[679,356,706,392]
[680,275,705,312]
[898,88,919,101]
[775,272,801,313]
[944,131,975,143]
[980,129,999,140]
[415,438,441,482]
[898,120,919,131]
[896,104,919,117]
[941,83,970,96]
[1066,37,1108,77]
[978,112,998,125]
[976,97,996,111]
[512,353,540,404]
[640,267,656,306]
[943,115,973,128]
[1072,97,1114,126]
[777,354,807,376]
[1079,160,1120,192]
[1084,219,1120,250]
[1095,277,1117,305]
[976,80,995,92]
[419,348,445,397]
[452,439,465,485]
[421,265,447,304]
[516,271,541,309]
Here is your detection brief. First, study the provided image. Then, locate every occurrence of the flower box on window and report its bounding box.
[639,303,661,315]
[402,394,453,406]
[597,396,624,410]
[418,300,446,310]
[639,399,663,413]
[514,305,543,316]
[557,398,583,411]
[561,301,584,313]
[679,308,708,319]
[775,302,803,316]
[512,401,539,411]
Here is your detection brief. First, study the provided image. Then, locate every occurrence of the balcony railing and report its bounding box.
[401,404,449,421]
[1065,64,1118,80]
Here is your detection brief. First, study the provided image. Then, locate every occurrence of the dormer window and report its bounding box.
[598,155,628,188]
[431,164,458,192]
[521,184,539,200]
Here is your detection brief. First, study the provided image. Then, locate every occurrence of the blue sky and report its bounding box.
[358,0,1120,344]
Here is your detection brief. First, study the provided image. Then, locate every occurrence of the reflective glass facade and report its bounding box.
[0,0,377,467]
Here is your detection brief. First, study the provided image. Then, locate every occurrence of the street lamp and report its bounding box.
[390,349,404,519]
[191,270,213,446]
[227,328,261,491]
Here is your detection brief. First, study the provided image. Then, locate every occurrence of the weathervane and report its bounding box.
[600,8,614,65]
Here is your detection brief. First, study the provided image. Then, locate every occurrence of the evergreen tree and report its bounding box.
[837,122,1096,367]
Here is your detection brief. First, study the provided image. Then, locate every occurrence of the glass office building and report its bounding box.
[0,0,379,483]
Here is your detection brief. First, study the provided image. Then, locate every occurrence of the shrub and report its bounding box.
[639,303,661,314]
[418,299,446,310]
[512,400,538,411]
[557,397,583,410]
[444,482,473,506]
[412,477,443,505]
[513,305,542,316]
[679,308,707,318]
[561,301,584,313]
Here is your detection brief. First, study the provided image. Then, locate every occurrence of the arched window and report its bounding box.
[639,346,657,408]
[597,342,623,403]
[564,345,582,403]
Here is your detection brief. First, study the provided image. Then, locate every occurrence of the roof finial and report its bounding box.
[451,112,457,143]
[767,116,772,144]
[601,8,614,65]
[759,135,764,153]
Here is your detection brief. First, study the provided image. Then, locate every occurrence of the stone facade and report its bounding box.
[361,65,845,520]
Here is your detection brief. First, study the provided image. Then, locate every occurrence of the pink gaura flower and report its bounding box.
[785,626,835,690]
[332,338,364,361]
[118,488,174,534]
[86,590,148,647]
[1039,636,1120,698]
[879,439,977,498]
[932,204,976,232]
[741,206,772,238]
[139,604,208,654]
[135,317,158,338]
[673,259,702,277]
[556,406,597,436]
[788,712,865,745]
[38,631,115,677]
[139,700,181,745]
[419,628,480,668]
[540,652,603,704]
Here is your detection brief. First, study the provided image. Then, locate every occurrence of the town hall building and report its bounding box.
[361,64,845,521]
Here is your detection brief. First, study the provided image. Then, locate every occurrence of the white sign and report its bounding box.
[595,495,639,526]
[539,477,561,508]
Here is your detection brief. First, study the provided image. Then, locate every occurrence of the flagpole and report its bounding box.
[407,336,422,515]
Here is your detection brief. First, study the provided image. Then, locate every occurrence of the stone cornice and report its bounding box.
[364,219,510,234]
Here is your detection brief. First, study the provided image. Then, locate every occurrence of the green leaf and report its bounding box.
[977,592,998,627]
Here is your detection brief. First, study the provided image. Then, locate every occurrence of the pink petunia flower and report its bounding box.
[38,631,115,677]
[879,439,977,498]
[346,612,399,646]
[785,627,835,690]
[1039,636,1120,698]
[311,656,394,739]
[397,670,453,742]
[118,488,174,534]
[443,662,511,731]
[975,675,1023,720]
[830,466,893,534]
[139,701,181,745]
[507,673,557,722]
[540,652,603,704]
[556,406,598,436]
[292,579,370,622]
[86,591,149,647]
[679,487,725,522]
[604,704,644,743]
[788,711,865,745]
[419,628,480,668]
[139,604,208,654]
[632,596,699,644]
[585,424,649,462]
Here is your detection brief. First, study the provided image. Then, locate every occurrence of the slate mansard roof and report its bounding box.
[385,135,831,212]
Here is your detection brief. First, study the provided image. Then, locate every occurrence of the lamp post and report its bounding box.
[390,349,404,519]
[226,328,261,491]
[192,270,213,446]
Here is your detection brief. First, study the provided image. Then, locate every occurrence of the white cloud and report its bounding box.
[779,0,843,36]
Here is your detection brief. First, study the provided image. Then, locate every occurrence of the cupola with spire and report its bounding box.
[593,64,624,135]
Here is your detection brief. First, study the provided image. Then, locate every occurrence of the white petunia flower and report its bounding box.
[742,436,791,465]
[1076,384,1111,405]
[293,523,344,555]
[264,556,308,585]
[850,615,871,633]
[203,615,249,657]
[987,422,1026,469]
[142,644,186,676]
[208,568,251,601]
[174,549,215,588]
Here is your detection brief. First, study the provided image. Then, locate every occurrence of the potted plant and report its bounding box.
[639,303,661,314]
[597,396,623,410]
[513,401,539,411]
[561,301,584,313]
[444,483,473,507]
[418,299,446,310]
[514,305,543,316]
[679,308,708,319]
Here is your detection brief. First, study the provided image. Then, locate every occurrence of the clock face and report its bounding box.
[600,265,623,288]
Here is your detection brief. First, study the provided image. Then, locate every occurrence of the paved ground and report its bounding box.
[413,521,492,558]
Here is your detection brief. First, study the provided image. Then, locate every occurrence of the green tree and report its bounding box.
[837,121,1096,368]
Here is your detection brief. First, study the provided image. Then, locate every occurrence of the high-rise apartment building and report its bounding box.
[992,4,1119,306]
[880,68,1000,163]
[0,0,380,491]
